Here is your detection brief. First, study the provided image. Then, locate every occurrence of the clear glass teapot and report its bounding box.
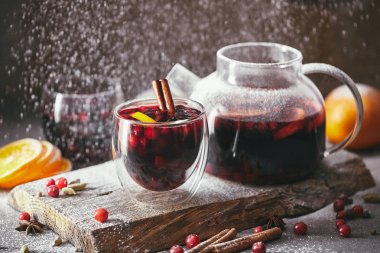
[170,42,363,184]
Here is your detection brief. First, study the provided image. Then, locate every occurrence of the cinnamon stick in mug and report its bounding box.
[160,78,175,117]
[152,79,167,112]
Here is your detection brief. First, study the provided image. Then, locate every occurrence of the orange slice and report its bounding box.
[34,141,56,168]
[273,108,306,140]
[0,138,43,182]
[130,112,156,123]
[38,146,62,176]
[0,141,61,188]
[43,158,72,177]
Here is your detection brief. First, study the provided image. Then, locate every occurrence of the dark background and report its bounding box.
[1,0,380,145]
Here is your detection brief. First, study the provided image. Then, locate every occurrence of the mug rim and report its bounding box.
[42,81,121,98]
[217,42,303,68]
[114,98,206,127]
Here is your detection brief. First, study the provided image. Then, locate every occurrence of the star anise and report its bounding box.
[257,215,286,231]
[15,220,44,235]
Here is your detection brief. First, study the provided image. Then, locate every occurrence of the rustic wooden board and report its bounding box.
[8,150,375,253]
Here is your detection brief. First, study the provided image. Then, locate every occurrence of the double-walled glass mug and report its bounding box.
[112,98,208,205]
[41,77,123,169]
[188,42,363,184]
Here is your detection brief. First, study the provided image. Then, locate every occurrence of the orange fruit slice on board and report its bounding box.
[0,141,60,188]
[13,145,62,186]
[0,139,73,189]
[34,141,56,168]
[38,146,62,176]
[43,158,72,177]
[0,139,43,183]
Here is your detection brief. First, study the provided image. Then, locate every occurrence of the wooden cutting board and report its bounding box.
[8,150,374,253]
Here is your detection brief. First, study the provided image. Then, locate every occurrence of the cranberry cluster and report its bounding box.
[45,177,109,223]
[46,177,68,198]
[333,194,371,238]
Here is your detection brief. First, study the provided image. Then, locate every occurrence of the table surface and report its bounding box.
[0,122,379,253]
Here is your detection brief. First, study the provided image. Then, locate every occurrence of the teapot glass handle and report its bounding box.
[302,63,364,158]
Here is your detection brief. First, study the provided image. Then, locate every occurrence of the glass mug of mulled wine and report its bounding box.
[184,42,363,184]
[112,98,208,205]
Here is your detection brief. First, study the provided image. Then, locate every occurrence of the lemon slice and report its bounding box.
[0,138,43,179]
[130,112,156,123]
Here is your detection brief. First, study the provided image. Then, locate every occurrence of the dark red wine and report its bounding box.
[117,105,203,191]
[206,100,325,184]
[42,110,113,169]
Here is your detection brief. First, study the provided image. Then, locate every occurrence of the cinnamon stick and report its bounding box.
[200,228,237,253]
[152,79,167,112]
[185,229,229,253]
[160,79,175,117]
[210,227,282,253]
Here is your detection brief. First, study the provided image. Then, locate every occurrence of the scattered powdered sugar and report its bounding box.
[1,0,380,252]
[2,0,377,132]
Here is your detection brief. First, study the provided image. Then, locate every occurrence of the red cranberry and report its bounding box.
[131,125,143,136]
[338,194,348,203]
[336,211,346,220]
[336,219,345,230]
[56,177,68,189]
[293,222,308,235]
[169,245,184,253]
[47,185,59,198]
[339,224,351,237]
[257,122,266,133]
[268,122,278,130]
[161,127,171,135]
[154,156,169,168]
[46,178,56,187]
[94,208,109,223]
[252,241,266,253]
[137,147,147,157]
[185,234,200,249]
[139,138,147,147]
[339,194,353,204]
[128,134,138,149]
[253,226,263,234]
[79,112,88,122]
[18,212,31,221]
[181,125,190,137]
[145,127,157,139]
[352,205,364,217]
[333,199,345,212]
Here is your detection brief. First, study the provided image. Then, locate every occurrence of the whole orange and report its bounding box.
[325,83,380,150]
